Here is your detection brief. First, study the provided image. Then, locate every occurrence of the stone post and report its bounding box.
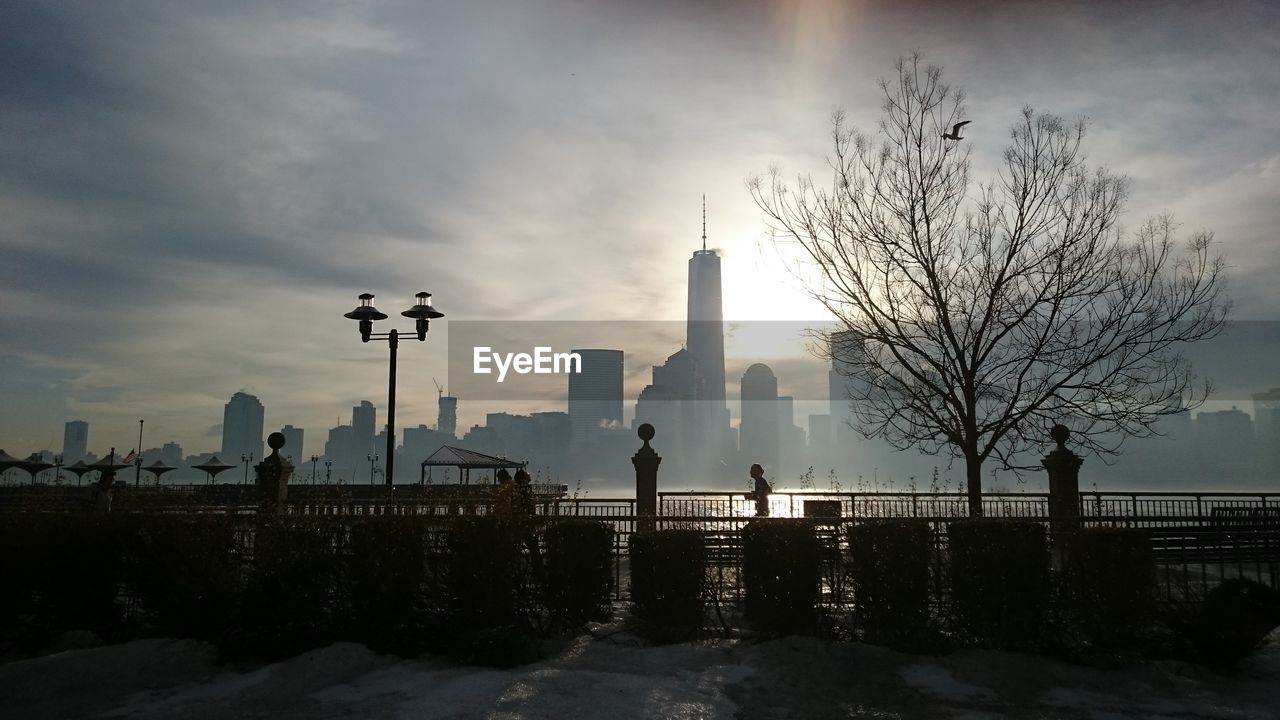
[255,431,293,515]
[632,423,661,533]
[1043,424,1083,532]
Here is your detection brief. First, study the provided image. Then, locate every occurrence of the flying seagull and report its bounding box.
[942,120,971,140]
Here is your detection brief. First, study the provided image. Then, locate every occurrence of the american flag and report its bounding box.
[121,450,137,465]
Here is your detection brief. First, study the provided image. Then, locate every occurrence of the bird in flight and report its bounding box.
[942,120,971,140]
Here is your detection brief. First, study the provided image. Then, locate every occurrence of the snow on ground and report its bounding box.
[2,629,1278,720]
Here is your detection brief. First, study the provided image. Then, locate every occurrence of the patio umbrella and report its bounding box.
[144,460,177,484]
[15,454,54,483]
[0,449,23,474]
[88,451,131,484]
[192,455,235,484]
[64,460,94,486]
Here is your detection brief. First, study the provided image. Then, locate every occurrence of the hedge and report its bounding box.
[0,514,130,649]
[227,517,346,660]
[742,520,821,635]
[544,519,614,628]
[630,529,705,634]
[949,519,1051,649]
[1059,527,1156,649]
[848,520,933,645]
[130,515,241,643]
[346,516,437,654]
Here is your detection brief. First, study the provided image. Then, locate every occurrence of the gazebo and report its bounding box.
[420,446,525,484]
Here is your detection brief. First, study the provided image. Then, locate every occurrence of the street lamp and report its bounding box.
[344,291,444,493]
[241,453,254,484]
[310,455,319,485]
[324,460,333,484]
[52,454,63,485]
[367,453,380,485]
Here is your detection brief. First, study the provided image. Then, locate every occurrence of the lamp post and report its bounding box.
[310,455,319,485]
[344,291,444,493]
[134,419,144,487]
[367,453,380,485]
[53,454,63,485]
[241,453,253,484]
[324,460,332,484]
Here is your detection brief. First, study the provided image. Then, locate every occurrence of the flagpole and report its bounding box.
[135,419,144,487]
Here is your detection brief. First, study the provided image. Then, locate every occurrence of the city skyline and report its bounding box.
[3,1,1279,459]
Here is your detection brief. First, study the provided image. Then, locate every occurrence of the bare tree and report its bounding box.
[750,56,1229,515]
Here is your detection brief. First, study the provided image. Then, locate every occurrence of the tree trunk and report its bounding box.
[965,454,983,517]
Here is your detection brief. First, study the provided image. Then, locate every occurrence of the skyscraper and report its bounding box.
[687,199,728,427]
[280,424,304,462]
[62,420,88,464]
[634,348,699,471]
[221,392,265,461]
[438,394,458,437]
[351,400,376,462]
[740,363,780,471]
[1251,388,1280,440]
[828,330,866,427]
[567,349,624,447]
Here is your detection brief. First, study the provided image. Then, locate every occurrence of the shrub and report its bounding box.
[443,516,527,629]
[630,529,705,634]
[949,519,1051,649]
[544,519,614,628]
[346,516,438,654]
[1059,527,1156,649]
[742,520,821,635]
[1188,578,1280,667]
[0,514,131,647]
[228,517,346,660]
[129,515,241,643]
[848,520,933,645]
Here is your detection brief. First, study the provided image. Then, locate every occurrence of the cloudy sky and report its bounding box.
[2,0,1277,458]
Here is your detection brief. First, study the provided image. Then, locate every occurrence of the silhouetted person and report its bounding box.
[750,463,772,517]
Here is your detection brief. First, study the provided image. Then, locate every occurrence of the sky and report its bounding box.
[2,0,1278,459]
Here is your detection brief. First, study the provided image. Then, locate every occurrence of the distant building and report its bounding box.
[808,414,832,453]
[351,401,376,462]
[438,395,458,437]
[634,348,700,471]
[828,330,866,428]
[568,349,624,447]
[403,424,455,478]
[1196,406,1254,473]
[221,392,265,461]
[687,233,729,448]
[324,424,353,478]
[777,395,804,474]
[1251,388,1280,440]
[62,420,88,464]
[740,363,780,472]
[280,424,304,463]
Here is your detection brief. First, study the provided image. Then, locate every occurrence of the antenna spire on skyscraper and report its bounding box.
[701,194,707,251]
